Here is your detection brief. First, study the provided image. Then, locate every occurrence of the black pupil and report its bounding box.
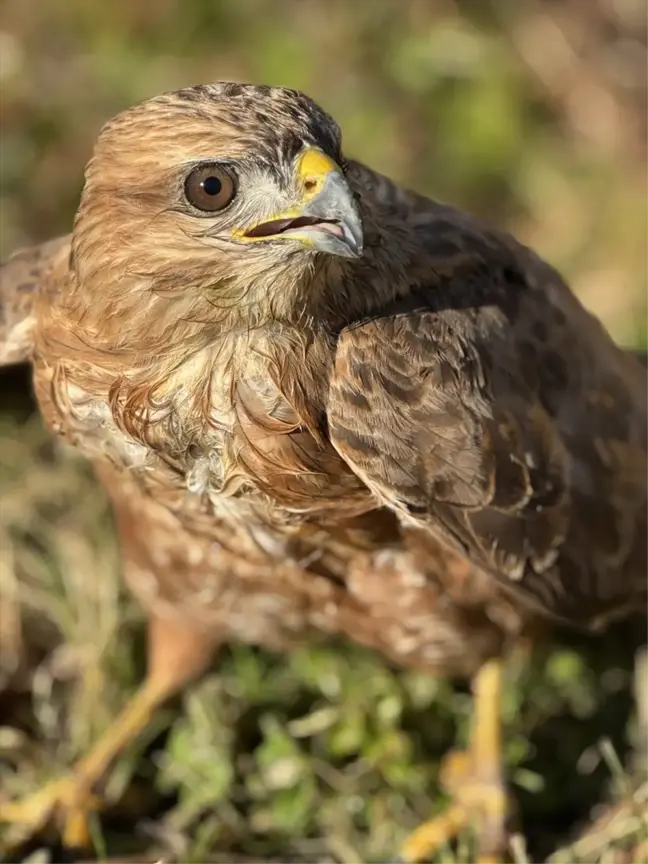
[201,175,222,196]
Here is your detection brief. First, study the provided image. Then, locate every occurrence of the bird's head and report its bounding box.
[70,83,366,336]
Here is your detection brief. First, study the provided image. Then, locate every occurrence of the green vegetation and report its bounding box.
[0,1,646,861]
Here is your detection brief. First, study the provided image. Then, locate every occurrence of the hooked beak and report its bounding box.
[237,148,364,259]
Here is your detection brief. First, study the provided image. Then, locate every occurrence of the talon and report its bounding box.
[400,801,467,862]
[399,659,511,863]
[399,748,510,862]
[61,786,102,849]
[438,749,472,792]
[0,777,98,850]
[0,624,216,853]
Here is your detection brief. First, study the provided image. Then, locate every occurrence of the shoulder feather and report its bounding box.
[0,235,70,366]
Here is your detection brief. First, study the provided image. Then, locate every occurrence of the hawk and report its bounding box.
[1,83,646,862]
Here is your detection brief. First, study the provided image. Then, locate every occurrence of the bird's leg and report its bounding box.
[0,614,219,851]
[400,657,509,863]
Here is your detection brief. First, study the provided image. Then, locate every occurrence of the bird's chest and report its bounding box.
[41,338,374,570]
[176,348,374,534]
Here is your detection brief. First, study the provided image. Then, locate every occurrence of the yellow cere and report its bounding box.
[296,147,341,199]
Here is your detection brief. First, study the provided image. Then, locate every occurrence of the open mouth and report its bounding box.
[244,215,344,239]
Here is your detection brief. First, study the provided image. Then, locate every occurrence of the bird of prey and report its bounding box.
[0,82,646,862]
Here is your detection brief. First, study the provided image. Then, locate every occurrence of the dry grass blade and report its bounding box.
[549,772,647,863]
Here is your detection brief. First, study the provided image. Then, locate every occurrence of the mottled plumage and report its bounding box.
[0,82,645,859]
[0,235,68,366]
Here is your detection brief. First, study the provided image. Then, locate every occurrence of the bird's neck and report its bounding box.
[36,205,410,415]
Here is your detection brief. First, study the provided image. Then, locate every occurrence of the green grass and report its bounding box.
[0,415,646,862]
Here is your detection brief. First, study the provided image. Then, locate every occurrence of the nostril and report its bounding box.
[304,178,319,193]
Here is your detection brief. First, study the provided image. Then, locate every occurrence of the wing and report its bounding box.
[328,208,647,630]
[0,235,70,366]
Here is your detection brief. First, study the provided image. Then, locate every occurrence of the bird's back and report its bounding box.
[336,161,647,630]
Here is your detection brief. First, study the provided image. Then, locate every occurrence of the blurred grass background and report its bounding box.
[0,0,646,861]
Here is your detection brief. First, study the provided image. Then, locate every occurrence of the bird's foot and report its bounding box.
[399,749,511,863]
[0,775,100,850]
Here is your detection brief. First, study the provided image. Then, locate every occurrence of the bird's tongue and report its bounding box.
[245,216,344,239]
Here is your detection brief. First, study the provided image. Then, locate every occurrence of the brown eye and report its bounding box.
[184,164,236,212]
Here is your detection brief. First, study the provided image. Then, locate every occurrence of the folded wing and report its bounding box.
[0,235,70,366]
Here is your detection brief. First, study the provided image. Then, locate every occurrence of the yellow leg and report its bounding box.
[0,615,219,851]
[400,658,509,864]
[0,673,176,849]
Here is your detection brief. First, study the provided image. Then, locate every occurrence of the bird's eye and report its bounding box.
[184,164,236,212]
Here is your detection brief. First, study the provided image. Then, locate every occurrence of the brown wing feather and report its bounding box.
[0,235,70,366]
[328,224,647,630]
